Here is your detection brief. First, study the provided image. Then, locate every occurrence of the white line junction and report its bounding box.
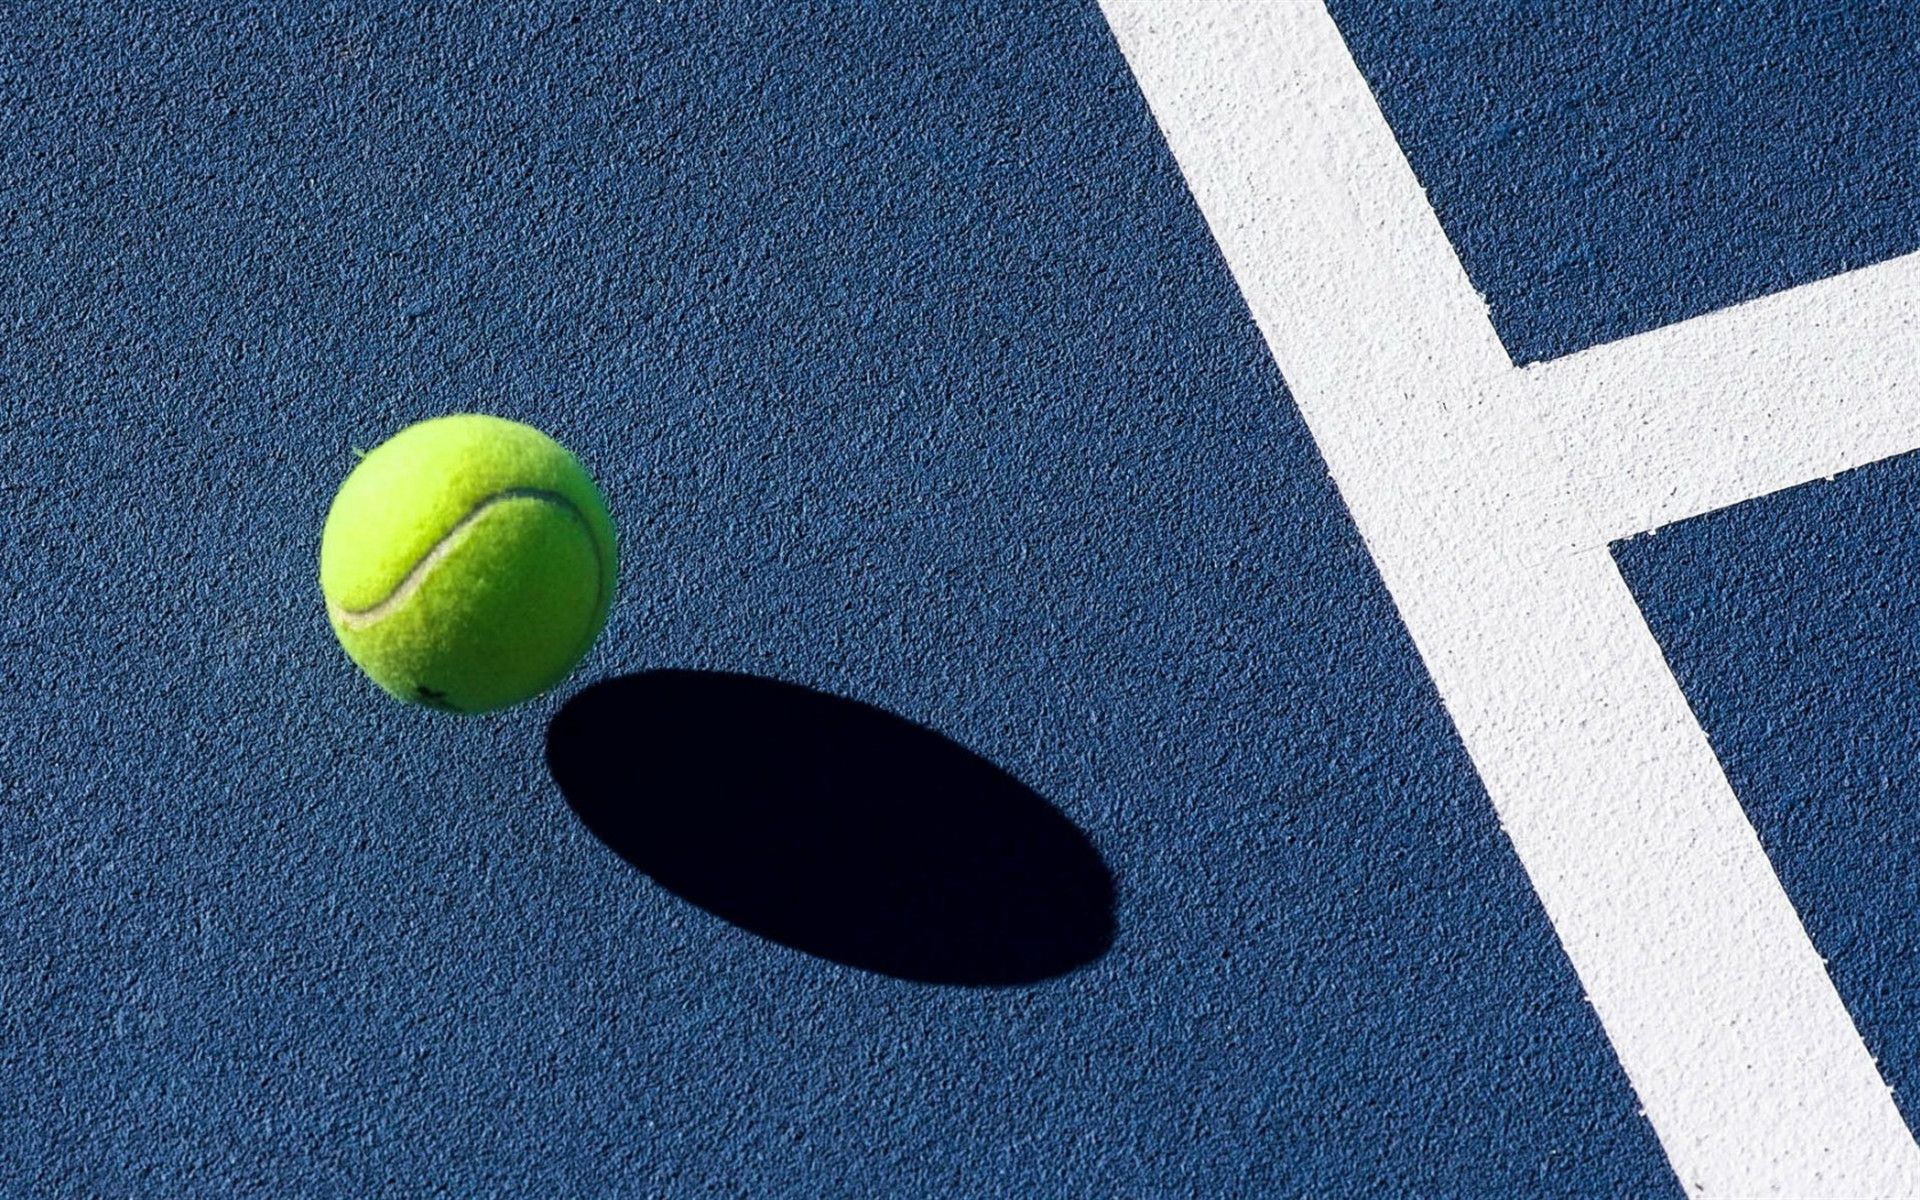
[1101,3,1920,1197]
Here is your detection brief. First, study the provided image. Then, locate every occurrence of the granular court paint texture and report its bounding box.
[1616,451,1920,1139]
[1330,0,1920,363]
[37,0,1920,1193]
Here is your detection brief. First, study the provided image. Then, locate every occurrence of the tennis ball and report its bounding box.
[319,414,617,715]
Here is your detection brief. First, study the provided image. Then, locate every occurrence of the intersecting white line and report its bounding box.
[1527,250,1920,541]
[1100,2,1920,1196]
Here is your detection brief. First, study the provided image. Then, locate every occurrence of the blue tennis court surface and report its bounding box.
[1332,0,1920,363]
[1617,451,1920,1134]
[3,2,1913,1194]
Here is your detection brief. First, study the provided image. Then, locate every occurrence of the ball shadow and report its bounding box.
[545,670,1116,986]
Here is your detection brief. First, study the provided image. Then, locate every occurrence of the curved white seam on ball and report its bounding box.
[329,487,606,631]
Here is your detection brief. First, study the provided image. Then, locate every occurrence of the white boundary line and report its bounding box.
[1100,3,1920,1196]
[1527,251,1920,540]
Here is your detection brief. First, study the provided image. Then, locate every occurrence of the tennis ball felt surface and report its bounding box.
[319,414,617,714]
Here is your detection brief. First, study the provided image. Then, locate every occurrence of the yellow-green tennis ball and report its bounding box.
[319,414,617,715]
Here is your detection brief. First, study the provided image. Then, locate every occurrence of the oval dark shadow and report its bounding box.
[546,670,1115,986]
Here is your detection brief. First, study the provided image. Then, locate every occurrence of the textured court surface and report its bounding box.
[2,3,1914,1195]
[1618,450,1920,1137]
[1331,0,1919,364]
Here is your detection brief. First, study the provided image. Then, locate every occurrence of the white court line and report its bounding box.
[1526,250,1920,540]
[1101,2,1920,1196]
